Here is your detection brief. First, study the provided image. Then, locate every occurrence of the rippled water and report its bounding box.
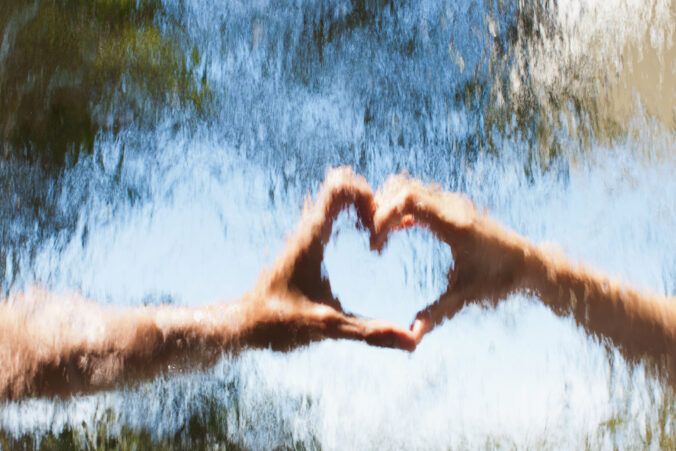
[1,0,674,448]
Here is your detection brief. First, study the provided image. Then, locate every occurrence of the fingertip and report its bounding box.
[392,214,418,231]
[377,331,417,352]
[387,325,418,352]
[400,214,417,228]
[369,234,384,253]
[398,332,417,352]
[410,318,429,344]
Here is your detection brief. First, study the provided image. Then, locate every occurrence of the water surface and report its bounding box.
[1,0,674,448]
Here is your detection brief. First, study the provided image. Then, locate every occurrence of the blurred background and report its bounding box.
[0,0,674,448]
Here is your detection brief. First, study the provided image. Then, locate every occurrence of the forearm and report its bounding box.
[523,244,676,371]
[455,211,676,367]
[445,208,676,371]
[0,290,252,400]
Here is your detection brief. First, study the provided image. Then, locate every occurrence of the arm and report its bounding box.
[0,168,416,400]
[373,174,676,377]
[524,245,676,371]
[0,291,249,399]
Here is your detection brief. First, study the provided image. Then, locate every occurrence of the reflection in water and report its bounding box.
[0,0,674,448]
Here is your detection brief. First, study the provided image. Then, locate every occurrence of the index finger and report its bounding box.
[372,175,476,251]
[307,166,376,242]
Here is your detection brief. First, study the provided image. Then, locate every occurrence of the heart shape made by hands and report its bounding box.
[279,167,491,347]
[324,209,453,327]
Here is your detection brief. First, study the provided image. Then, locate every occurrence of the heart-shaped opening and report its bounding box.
[324,207,453,326]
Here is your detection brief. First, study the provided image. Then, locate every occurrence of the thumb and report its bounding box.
[410,289,467,344]
[327,313,418,352]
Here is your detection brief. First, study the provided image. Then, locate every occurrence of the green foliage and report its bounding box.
[0,382,673,449]
[0,406,245,451]
[0,0,210,168]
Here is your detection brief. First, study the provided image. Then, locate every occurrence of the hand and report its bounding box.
[240,167,418,352]
[372,174,531,342]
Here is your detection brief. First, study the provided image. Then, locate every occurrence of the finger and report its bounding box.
[324,312,418,352]
[370,213,420,252]
[396,214,419,230]
[372,176,476,251]
[310,166,376,243]
[410,318,430,344]
[357,318,418,352]
[371,180,415,251]
[409,289,467,344]
[372,174,440,241]
[298,167,375,249]
[272,167,375,290]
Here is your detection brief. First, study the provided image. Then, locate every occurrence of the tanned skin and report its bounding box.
[1,167,674,399]
[0,168,416,400]
[372,173,676,381]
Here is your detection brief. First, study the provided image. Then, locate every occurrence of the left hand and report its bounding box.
[239,167,418,352]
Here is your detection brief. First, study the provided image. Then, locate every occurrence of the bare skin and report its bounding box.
[0,168,416,400]
[372,174,676,381]
[1,167,674,399]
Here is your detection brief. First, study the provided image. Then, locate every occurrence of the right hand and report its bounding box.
[371,174,531,343]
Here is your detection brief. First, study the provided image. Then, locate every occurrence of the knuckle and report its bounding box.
[312,304,338,323]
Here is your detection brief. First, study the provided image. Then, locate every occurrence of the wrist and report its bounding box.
[522,242,572,302]
[470,214,541,296]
